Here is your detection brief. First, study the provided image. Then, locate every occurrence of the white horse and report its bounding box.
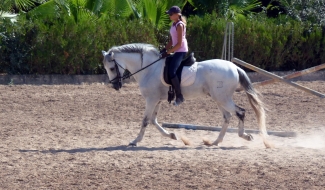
[102,43,269,147]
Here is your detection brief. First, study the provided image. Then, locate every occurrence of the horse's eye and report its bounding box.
[110,67,115,71]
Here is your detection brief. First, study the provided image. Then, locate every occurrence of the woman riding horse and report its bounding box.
[161,6,188,106]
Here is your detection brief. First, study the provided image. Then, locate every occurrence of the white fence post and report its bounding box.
[221,22,234,61]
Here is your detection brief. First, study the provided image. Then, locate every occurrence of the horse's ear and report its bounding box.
[109,52,114,61]
[102,50,106,56]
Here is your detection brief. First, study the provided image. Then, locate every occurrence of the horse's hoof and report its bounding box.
[128,142,137,147]
[212,142,220,146]
[170,133,178,140]
[247,134,254,141]
[202,138,213,146]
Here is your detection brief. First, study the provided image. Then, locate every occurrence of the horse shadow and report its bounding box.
[18,145,189,154]
[18,145,248,154]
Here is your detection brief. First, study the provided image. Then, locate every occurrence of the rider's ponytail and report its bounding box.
[178,14,187,25]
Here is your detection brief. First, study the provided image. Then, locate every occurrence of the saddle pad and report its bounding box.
[161,62,198,87]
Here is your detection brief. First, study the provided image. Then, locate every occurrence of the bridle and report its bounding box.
[108,57,163,86]
[110,60,123,88]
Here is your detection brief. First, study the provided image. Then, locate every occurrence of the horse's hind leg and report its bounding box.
[212,106,232,146]
[151,101,177,140]
[236,105,253,141]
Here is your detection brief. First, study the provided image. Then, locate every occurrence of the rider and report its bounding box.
[161,5,188,106]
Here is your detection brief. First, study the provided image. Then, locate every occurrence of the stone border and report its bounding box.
[0,71,324,85]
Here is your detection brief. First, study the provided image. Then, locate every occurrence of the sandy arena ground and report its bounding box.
[0,81,325,189]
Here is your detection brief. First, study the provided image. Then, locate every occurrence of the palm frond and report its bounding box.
[99,0,134,18]
[114,0,133,18]
[14,0,37,10]
[0,11,18,23]
[27,0,59,19]
[84,0,103,15]
[136,0,186,29]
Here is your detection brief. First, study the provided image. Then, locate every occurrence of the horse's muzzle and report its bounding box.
[112,81,122,91]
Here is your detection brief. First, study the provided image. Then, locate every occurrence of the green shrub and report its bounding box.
[186,13,325,71]
[186,13,225,61]
[0,19,36,74]
[1,12,325,74]
[0,15,158,74]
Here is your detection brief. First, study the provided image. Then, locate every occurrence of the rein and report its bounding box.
[109,57,163,84]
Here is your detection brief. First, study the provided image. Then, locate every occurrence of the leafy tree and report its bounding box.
[276,0,325,26]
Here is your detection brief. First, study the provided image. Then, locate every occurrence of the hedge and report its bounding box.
[187,13,325,71]
[1,13,324,74]
[0,15,158,74]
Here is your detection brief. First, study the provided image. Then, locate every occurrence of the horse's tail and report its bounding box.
[237,67,267,137]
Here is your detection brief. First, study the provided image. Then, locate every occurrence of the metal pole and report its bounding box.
[232,58,325,98]
[162,123,297,137]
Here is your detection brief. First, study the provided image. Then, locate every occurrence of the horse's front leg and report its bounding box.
[151,101,178,140]
[128,99,161,146]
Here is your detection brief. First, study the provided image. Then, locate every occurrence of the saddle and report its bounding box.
[161,52,197,103]
[163,52,196,85]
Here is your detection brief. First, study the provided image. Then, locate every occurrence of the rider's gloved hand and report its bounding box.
[160,48,167,54]
[160,51,169,58]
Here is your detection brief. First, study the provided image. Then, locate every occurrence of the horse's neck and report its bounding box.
[118,53,161,83]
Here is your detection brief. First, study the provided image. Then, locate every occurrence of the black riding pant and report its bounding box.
[168,52,187,79]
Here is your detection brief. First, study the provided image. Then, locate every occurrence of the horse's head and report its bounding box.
[102,50,123,91]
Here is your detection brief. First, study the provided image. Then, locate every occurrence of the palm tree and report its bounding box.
[225,0,261,20]
[27,0,97,23]
[134,0,187,29]
[187,0,261,19]
[0,0,37,23]
[26,0,187,29]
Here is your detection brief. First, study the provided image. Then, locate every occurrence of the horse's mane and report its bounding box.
[108,43,159,56]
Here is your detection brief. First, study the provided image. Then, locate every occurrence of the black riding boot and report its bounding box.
[171,76,184,106]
